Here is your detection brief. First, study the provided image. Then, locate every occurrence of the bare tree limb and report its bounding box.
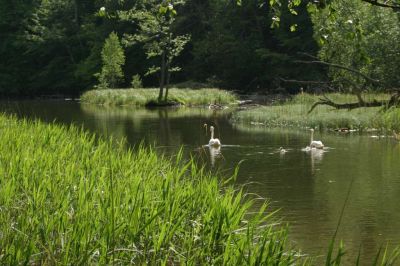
[294,59,380,84]
[308,92,400,113]
[308,97,385,113]
[291,53,400,113]
[361,0,400,10]
[279,77,335,85]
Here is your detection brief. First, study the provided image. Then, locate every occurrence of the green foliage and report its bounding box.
[0,114,296,264]
[2,0,399,96]
[311,0,400,90]
[186,0,321,92]
[81,88,238,106]
[232,93,399,131]
[97,32,125,89]
[119,0,190,100]
[131,74,143,88]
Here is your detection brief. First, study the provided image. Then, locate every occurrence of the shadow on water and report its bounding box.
[1,100,400,264]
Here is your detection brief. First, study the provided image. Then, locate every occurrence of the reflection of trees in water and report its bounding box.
[158,109,172,146]
[80,104,230,146]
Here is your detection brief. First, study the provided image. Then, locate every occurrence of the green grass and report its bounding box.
[1,114,399,264]
[232,93,400,131]
[80,88,238,107]
[0,114,296,265]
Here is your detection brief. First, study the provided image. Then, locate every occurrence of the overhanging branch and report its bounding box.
[294,59,380,84]
[361,0,400,10]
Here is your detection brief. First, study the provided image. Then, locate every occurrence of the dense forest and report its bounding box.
[0,0,399,97]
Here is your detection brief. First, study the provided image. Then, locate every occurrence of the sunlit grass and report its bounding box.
[80,88,238,106]
[1,114,399,264]
[0,114,296,265]
[233,93,400,131]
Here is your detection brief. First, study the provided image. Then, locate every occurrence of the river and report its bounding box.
[2,99,400,264]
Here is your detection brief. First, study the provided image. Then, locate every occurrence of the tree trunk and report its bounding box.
[73,0,79,26]
[164,60,171,101]
[158,50,166,102]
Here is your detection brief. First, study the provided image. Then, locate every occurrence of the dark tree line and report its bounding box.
[1,0,399,98]
[0,0,323,97]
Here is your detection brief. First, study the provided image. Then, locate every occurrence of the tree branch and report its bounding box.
[361,0,400,10]
[308,97,385,113]
[294,59,380,84]
[308,93,400,113]
[279,77,335,85]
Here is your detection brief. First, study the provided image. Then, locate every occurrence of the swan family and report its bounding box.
[204,125,324,152]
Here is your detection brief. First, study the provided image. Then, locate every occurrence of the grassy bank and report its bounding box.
[80,88,238,107]
[0,114,296,265]
[233,93,400,131]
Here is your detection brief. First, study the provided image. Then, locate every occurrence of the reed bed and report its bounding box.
[233,93,400,131]
[0,114,296,265]
[80,88,238,107]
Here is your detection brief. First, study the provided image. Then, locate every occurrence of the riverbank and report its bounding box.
[233,93,400,131]
[0,114,295,265]
[80,88,238,107]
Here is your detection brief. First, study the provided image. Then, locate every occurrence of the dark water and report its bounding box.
[2,100,400,263]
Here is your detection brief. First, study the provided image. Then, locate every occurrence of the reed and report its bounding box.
[1,114,398,265]
[0,114,294,265]
[80,88,237,107]
[233,93,400,131]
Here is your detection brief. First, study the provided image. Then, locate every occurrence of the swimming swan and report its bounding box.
[279,147,287,154]
[310,129,324,149]
[209,126,221,147]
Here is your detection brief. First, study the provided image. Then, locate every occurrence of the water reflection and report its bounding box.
[1,100,400,264]
[208,145,222,167]
[303,147,325,174]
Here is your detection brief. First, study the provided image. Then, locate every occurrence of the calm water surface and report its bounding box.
[2,100,400,263]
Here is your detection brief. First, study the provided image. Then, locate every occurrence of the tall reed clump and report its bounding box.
[80,88,237,107]
[0,114,295,265]
[232,93,396,131]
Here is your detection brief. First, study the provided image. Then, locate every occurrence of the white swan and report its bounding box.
[209,126,221,147]
[279,147,287,154]
[310,129,324,149]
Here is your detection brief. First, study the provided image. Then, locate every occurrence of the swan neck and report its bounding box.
[310,130,314,143]
[210,127,214,139]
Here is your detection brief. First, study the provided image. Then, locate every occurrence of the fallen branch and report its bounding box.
[279,77,335,85]
[308,93,400,113]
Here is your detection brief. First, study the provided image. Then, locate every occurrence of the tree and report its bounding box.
[119,0,190,102]
[97,32,125,89]
[312,0,400,90]
[185,0,322,92]
[267,0,400,12]
[266,0,400,111]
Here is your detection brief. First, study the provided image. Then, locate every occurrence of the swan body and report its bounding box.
[279,147,287,154]
[209,138,221,146]
[310,140,324,149]
[209,126,221,147]
[310,129,324,149]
